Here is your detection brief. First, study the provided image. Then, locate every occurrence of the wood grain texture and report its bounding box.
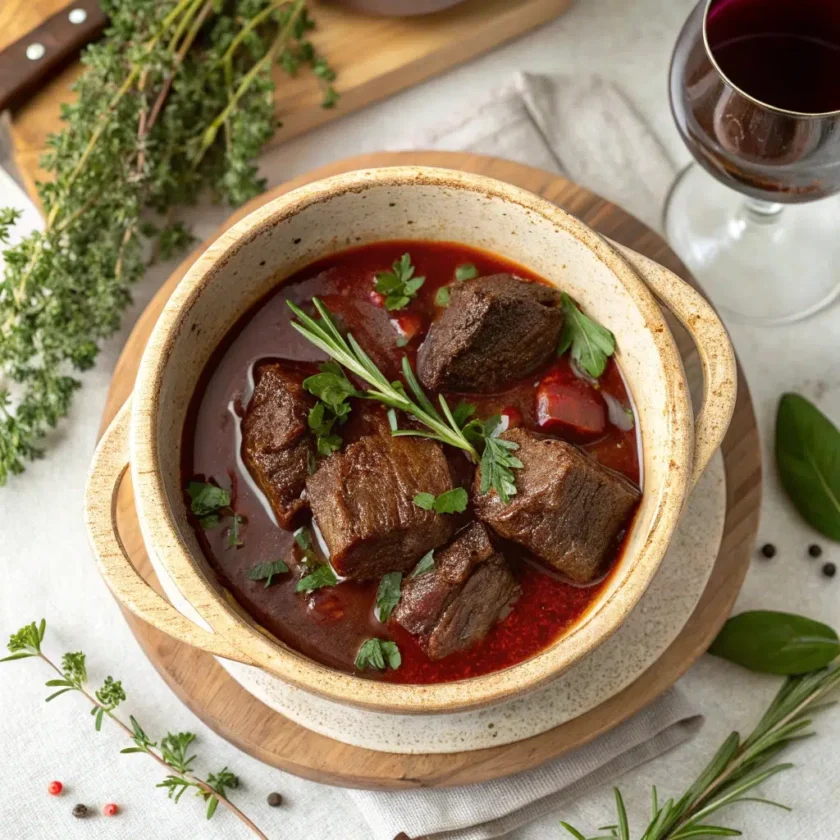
[3,0,573,198]
[100,151,762,790]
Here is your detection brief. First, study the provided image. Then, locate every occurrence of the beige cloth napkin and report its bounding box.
[345,74,691,840]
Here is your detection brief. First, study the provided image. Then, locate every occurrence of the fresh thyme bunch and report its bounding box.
[0,0,336,485]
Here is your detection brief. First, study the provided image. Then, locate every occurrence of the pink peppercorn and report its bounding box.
[102,803,119,816]
[47,781,63,796]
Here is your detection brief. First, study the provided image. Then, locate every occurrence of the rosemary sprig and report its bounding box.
[561,663,840,840]
[0,0,337,485]
[2,620,267,837]
[287,297,523,500]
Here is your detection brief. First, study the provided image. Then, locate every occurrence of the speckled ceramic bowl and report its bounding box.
[85,167,737,715]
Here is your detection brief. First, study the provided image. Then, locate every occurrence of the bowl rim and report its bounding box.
[130,166,693,714]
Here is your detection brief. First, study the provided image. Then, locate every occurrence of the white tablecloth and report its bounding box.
[1,0,838,837]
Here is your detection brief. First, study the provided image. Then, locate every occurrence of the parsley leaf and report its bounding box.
[227,514,245,549]
[187,482,230,517]
[296,563,338,593]
[557,293,616,378]
[452,401,477,428]
[304,362,358,455]
[247,559,289,588]
[413,487,468,514]
[294,526,317,564]
[355,638,401,671]
[409,550,435,579]
[435,286,451,307]
[475,415,523,504]
[455,263,478,281]
[376,572,402,622]
[374,253,425,311]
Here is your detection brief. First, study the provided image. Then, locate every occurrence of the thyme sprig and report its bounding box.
[562,663,840,840]
[287,297,523,500]
[0,0,337,485]
[2,620,267,837]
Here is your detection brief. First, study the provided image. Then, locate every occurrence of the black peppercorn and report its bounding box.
[760,543,776,559]
[72,804,88,819]
[809,544,823,558]
[266,792,283,807]
[822,562,836,578]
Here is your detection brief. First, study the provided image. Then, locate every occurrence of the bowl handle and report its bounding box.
[614,245,737,491]
[85,399,256,665]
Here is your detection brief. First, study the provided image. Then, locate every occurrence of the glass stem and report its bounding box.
[743,198,784,224]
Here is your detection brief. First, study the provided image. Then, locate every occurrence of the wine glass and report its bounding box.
[665,0,840,325]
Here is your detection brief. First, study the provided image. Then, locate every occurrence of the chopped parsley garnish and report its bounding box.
[413,487,468,514]
[186,481,244,544]
[455,263,478,281]
[409,550,435,579]
[435,286,451,307]
[355,638,401,671]
[374,253,425,311]
[293,526,317,564]
[557,292,616,379]
[375,572,402,622]
[470,415,523,504]
[247,559,289,588]
[303,362,358,455]
[296,563,338,593]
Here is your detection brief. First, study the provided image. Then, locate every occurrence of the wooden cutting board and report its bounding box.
[1,0,574,198]
[100,151,762,790]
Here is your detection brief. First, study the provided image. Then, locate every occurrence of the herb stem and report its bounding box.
[35,652,268,838]
[194,0,306,166]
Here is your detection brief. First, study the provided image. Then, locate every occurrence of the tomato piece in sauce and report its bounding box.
[536,363,606,442]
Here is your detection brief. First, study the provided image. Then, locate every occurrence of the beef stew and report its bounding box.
[183,240,641,684]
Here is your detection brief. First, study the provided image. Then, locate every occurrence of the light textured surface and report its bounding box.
[1,0,838,838]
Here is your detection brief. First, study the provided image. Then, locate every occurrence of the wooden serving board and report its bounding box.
[1,0,573,198]
[101,151,762,790]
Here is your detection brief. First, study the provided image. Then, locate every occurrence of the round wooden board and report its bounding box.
[102,152,761,791]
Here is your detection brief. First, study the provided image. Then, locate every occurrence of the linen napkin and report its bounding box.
[345,74,690,840]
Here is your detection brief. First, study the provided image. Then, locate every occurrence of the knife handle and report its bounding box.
[0,0,107,112]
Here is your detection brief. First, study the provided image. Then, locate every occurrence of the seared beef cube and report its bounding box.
[394,522,519,660]
[306,433,456,580]
[241,362,316,529]
[417,274,563,393]
[473,428,640,584]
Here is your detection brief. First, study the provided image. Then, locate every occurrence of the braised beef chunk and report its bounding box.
[394,522,520,660]
[417,274,563,393]
[241,361,316,529]
[473,428,640,584]
[306,433,456,581]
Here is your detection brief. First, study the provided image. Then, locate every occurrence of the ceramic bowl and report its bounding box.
[85,166,736,715]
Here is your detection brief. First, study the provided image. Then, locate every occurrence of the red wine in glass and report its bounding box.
[670,0,840,203]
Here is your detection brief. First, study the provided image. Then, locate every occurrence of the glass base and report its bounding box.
[663,164,840,325]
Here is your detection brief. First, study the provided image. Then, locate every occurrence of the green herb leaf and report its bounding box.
[376,572,403,622]
[247,559,290,589]
[374,253,425,311]
[455,263,478,281]
[187,482,230,517]
[304,361,357,455]
[477,417,523,504]
[776,393,840,540]
[296,563,338,593]
[294,526,318,565]
[557,293,616,378]
[452,401,477,428]
[227,514,244,549]
[413,488,468,514]
[435,286,451,307]
[355,638,402,671]
[709,610,840,675]
[409,550,435,579]
[413,492,436,511]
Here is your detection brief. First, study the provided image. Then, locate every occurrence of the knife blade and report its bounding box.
[0,0,107,113]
